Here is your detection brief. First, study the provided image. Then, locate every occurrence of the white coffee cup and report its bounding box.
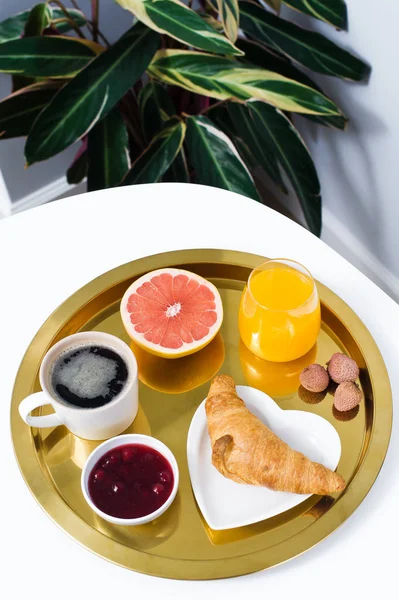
[19,331,139,441]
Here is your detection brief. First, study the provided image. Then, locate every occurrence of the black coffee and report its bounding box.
[50,344,129,409]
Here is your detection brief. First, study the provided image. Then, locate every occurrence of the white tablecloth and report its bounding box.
[1,184,397,599]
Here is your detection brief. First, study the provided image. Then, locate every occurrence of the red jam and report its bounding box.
[88,444,174,519]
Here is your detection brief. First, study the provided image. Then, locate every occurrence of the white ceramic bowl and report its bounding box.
[81,433,179,525]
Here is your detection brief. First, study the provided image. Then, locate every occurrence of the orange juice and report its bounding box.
[239,260,320,362]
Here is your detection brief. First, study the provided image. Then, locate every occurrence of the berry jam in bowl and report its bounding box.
[81,434,179,525]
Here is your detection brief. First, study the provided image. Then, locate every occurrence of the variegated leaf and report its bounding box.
[200,13,224,33]
[122,118,186,185]
[138,80,188,182]
[237,38,347,129]
[208,104,238,141]
[24,3,51,37]
[10,3,52,92]
[88,108,130,191]
[147,50,341,115]
[209,103,271,179]
[186,115,260,201]
[115,0,242,55]
[247,100,321,235]
[139,80,175,142]
[0,82,59,139]
[0,7,86,43]
[25,23,159,165]
[217,0,239,42]
[163,147,189,183]
[0,37,96,77]
[240,1,369,81]
[227,102,287,191]
[283,1,347,30]
[206,0,219,10]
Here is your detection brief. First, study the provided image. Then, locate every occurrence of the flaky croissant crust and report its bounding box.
[206,375,345,495]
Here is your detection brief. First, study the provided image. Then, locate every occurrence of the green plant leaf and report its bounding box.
[200,13,224,32]
[208,104,237,139]
[50,8,87,32]
[25,23,160,165]
[186,114,260,201]
[239,1,370,80]
[0,13,29,44]
[283,0,347,29]
[11,3,53,92]
[88,108,130,191]
[66,147,88,184]
[24,3,51,37]
[122,118,186,185]
[264,0,281,11]
[138,80,188,181]
[115,0,242,55]
[217,0,239,42]
[206,0,219,10]
[148,49,341,115]
[227,102,287,191]
[247,100,321,235]
[163,147,189,182]
[0,37,96,77]
[209,103,262,173]
[0,82,59,139]
[0,8,86,43]
[139,80,175,142]
[209,103,262,174]
[230,135,258,170]
[237,38,347,129]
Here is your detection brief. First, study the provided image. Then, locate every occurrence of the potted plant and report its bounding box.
[0,0,369,235]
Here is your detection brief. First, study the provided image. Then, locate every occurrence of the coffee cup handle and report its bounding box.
[19,392,63,428]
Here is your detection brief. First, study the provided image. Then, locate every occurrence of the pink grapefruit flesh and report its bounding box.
[120,268,223,358]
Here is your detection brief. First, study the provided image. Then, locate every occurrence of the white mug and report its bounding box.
[19,331,139,441]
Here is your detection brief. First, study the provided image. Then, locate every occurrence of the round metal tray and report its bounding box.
[10,249,392,579]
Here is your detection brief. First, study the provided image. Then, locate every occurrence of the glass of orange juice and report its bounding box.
[239,259,320,362]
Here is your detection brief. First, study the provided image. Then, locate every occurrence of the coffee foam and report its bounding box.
[50,343,130,408]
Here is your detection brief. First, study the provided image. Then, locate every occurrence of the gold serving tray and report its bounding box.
[10,250,392,579]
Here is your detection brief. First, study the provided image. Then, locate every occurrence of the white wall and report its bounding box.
[281,0,399,298]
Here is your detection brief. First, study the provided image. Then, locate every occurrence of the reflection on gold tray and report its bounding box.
[10,249,392,580]
[239,340,318,398]
[201,495,336,546]
[130,333,225,394]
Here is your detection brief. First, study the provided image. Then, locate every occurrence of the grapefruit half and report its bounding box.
[120,268,223,358]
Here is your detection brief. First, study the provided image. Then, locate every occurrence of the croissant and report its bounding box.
[206,375,346,495]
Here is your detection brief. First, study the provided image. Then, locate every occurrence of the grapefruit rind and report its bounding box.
[120,268,223,359]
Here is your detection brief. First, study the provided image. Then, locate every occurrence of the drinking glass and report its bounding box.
[238,259,321,362]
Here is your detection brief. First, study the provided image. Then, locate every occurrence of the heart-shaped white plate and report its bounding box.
[187,385,342,530]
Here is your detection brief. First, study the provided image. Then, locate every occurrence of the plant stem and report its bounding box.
[47,0,86,38]
[69,0,111,47]
[200,99,228,115]
[94,29,110,48]
[91,1,99,43]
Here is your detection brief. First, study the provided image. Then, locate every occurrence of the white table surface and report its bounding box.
[1,183,398,599]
